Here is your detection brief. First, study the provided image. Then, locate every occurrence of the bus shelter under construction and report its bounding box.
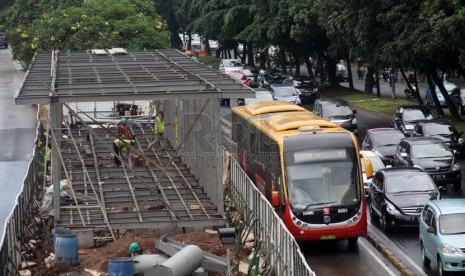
[14,48,254,237]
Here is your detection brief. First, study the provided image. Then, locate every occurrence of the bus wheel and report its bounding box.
[347,237,358,249]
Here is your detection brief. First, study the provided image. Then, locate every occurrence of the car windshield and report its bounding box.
[273,87,296,97]
[439,213,465,235]
[411,143,453,158]
[224,60,242,67]
[373,132,405,147]
[423,124,455,136]
[385,173,436,193]
[286,148,360,212]
[294,77,315,88]
[324,104,352,117]
[402,109,435,122]
[242,69,254,77]
[244,91,273,104]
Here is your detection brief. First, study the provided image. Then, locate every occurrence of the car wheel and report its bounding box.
[453,181,461,191]
[381,212,391,232]
[420,243,430,266]
[438,256,448,276]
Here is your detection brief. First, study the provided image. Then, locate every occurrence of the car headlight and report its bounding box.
[405,125,414,130]
[313,88,319,92]
[459,138,464,144]
[451,163,460,171]
[352,118,357,124]
[386,202,398,215]
[441,243,462,254]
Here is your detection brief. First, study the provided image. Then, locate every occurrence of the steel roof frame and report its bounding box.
[15,49,255,105]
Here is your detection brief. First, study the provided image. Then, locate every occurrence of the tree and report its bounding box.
[5,0,169,67]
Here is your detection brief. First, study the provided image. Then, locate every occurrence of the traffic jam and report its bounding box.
[222,57,465,276]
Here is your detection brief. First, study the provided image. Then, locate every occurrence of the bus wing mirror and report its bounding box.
[271,191,280,207]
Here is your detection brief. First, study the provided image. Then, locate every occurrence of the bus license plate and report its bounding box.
[320,234,336,240]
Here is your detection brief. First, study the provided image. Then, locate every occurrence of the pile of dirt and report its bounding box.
[30,231,242,276]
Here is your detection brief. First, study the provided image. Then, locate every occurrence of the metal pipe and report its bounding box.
[158,245,203,276]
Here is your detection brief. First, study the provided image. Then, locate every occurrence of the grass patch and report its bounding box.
[198,55,221,69]
[319,86,412,117]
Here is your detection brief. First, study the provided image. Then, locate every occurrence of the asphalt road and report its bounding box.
[0,48,37,240]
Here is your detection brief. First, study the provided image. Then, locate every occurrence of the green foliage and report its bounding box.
[5,0,170,67]
[198,55,220,68]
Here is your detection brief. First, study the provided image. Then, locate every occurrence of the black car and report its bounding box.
[369,167,440,232]
[411,120,465,157]
[257,69,284,89]
[361,128,405,166]
[391,105,437,137]
[284,75,319,104]
[394,137,461,190]
[313,98,358,135]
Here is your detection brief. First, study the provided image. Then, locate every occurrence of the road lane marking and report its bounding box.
[359,238,397,276]
[368,220,427,275]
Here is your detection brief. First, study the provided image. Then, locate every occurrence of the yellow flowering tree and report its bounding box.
[5,0,169,68]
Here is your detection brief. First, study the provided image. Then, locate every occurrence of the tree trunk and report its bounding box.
[375,71,381,97]
[365,67,375,93]
[430,72,461,121]
[426,74,444,117]
[305,56,314,78]
[345,56,354,90]
[247,44,254,66]
[203,36,211,56]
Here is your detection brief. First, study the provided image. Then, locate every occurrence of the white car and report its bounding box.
[219,59,243,74]
[270,84,301,105]
[360,150,386,198]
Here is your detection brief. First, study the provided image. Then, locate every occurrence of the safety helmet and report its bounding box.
[121,117,128,125]
[128,242,140,253]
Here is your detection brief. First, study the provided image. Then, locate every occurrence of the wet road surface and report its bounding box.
[0,48,37,239]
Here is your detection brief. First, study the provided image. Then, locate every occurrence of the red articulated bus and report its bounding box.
[231,100,369,246]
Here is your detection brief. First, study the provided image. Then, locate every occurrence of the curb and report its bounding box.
[365,232,415,276]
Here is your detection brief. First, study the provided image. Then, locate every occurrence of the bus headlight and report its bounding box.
[386,202,397,215]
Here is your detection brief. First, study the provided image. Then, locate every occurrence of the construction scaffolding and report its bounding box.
[15,49,255,235]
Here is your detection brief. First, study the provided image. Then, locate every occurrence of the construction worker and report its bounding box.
[154,111,165,147]
[44,146,52,175]
[40,180,72,240]
[113,135,136,166]
[118,118,131,139]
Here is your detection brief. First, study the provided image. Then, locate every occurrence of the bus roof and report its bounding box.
[237,100,306,115]
[263,111,338,131]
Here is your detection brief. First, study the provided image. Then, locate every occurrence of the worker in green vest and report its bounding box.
[154,111,165,147]
[113,122,136,166]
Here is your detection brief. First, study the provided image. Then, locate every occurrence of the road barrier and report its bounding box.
[228,153,315,276]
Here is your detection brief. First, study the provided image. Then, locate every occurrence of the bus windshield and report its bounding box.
[285,148,360,212]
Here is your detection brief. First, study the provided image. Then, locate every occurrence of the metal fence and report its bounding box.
[0,125,45,275]
[229,156,315,276]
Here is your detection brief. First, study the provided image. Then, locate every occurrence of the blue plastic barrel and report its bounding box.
[53,227,71,246]
[54,232,78,265]
[108,257,134,276]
